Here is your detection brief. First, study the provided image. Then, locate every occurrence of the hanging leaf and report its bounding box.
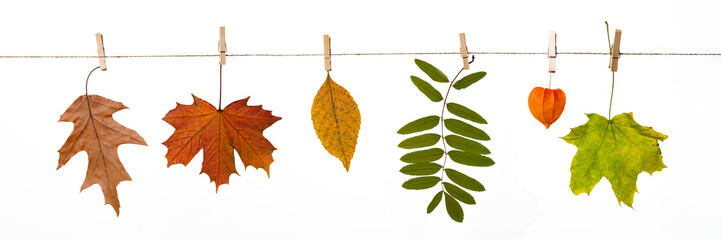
[445,168,485,192]
[415,59,449,83]
[398,115,440,134]
[162,95,280,191]
[402,176,441,190]
[445,135,490,154]
[427,191,444,213]
[400,148,445,163]
[444,119,490,140]
[399,58,492,223]
[311,73,362,171]
[446,102,487,124]
[411,76,443,102]
[563,112,667,207]
[400,163,442,176]
[442,182,476,205]
[448,151,494,167]
[444,193,464,222]
[398,133,441,149]
[58,95,147,216]
[453,71,487,90]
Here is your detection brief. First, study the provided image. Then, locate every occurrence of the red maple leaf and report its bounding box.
[162,95,281,190]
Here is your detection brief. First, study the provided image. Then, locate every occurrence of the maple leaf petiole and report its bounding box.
[605,21,616,119]
[219,65,223,109]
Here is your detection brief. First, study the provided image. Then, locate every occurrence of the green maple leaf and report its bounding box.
[562,112,667,207]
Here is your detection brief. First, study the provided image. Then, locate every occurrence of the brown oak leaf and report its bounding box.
[58,95,147,216]
[162,95,281,191]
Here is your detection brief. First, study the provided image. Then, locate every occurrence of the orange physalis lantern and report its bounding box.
[528,87,566,129]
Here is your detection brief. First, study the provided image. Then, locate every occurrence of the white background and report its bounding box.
[1,0,720,239]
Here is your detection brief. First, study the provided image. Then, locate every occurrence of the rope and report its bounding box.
[1,51,719,58]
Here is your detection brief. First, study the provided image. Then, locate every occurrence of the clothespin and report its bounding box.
[548,31,557,73]
[609,29,622,72]
[324,34,331,71]
[459,33,469,70]
[95,33,106,71]
[219,26,227,65]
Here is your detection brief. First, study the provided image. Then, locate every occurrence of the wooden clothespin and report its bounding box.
[219,26,227,65]
[459,33,469,70]
[324,34,331,71]
[95,33,106,71]
[548,31,557,73]
[609,29,622,72]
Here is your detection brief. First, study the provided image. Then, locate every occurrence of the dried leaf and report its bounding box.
[162,95,280,191]
[402,176,441,190]
[446,102,487,124]
[445,135,490,154]
[415,59,449,83]
[444,119,490,140]
[563,113,666,207]
[311,73,362,171]
[427,191,444,213]
[447,151,494,167]
[400,148,444,163]
[58,95,147,216]
[453,71,487,90]
[398,133,441,149]
[399,163,442,176]
[442,182,476,205]
[444,192,464,222]
[445,168,485,192]
[400,58,493,223]
[397,115,440,134]
[411,76,443,102]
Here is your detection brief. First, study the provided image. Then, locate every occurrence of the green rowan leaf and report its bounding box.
[445,135,490,154]
[398,134,441,149]
[443,182,476,205]
[563,112,667,208]
[415,59,449,83]
[444,118,490,140]
[399,58,493,223]
[398,115,440,134]
[402,176,441,190]
[427,191,443,213]
[411,76,443,102]
[400,148,445,163]
[400,163,442,176]
[445,168,485,192]
[448,150,495,167]
[446,102,487,124]
[444,193,464,222]
[453,71,487,90]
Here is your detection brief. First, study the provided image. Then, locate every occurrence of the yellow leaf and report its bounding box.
[311,73,361,171]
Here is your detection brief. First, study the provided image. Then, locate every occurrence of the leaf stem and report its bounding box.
[439,56,475,190]
[548,73,552,89]
[85,66,101,97]
[605,21,615,119]
[605,21,612,52]
[219,64,223,110]
[609,72,615,119]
